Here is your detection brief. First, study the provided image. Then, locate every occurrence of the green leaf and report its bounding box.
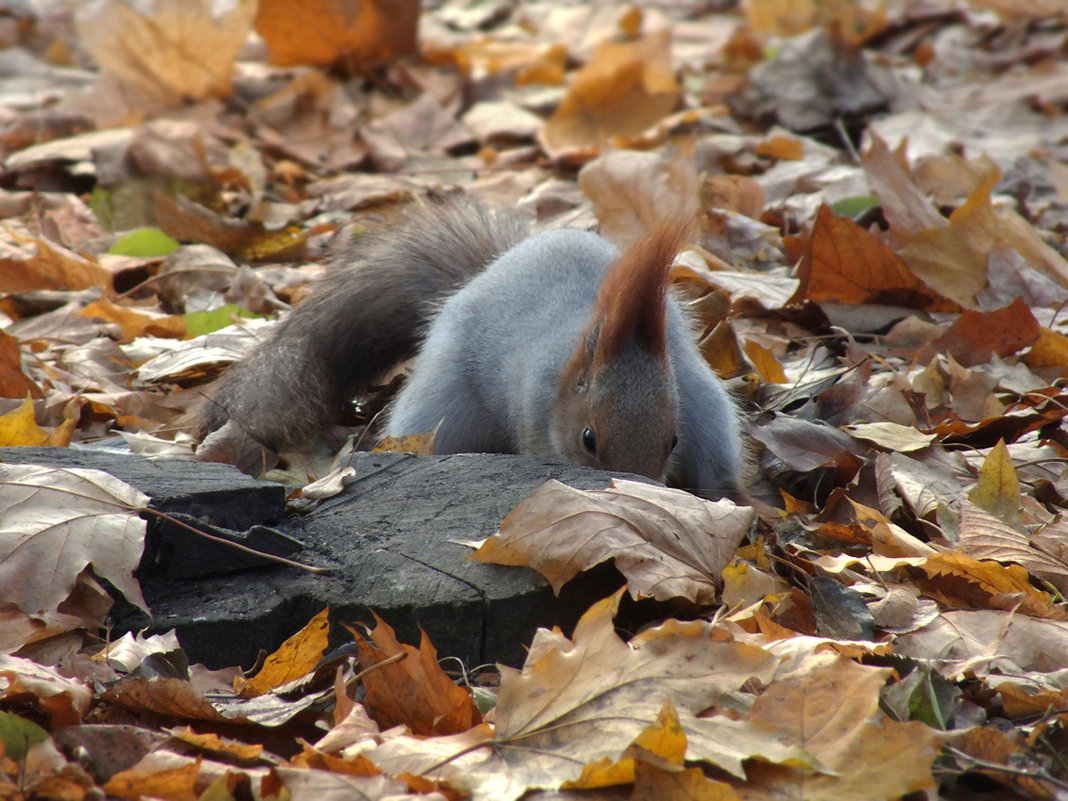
[0,710,48,762]
[831,195,881,219]
[108,228,181,257]
[184,305,262,337]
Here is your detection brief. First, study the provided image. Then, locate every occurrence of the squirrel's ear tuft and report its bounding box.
[593,221,689,362]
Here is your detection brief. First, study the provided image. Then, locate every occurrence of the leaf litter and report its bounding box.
[2,0,1068,798]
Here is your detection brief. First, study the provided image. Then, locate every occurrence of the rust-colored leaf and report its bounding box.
[350,614,481,737]
[788,205,958,312]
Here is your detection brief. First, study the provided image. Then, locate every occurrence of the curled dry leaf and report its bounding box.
[0,464,149,616]
[471,478,755,604]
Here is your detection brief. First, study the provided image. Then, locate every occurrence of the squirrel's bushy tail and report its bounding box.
[191,197,529,451]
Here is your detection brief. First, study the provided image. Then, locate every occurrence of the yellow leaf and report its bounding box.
[240,608,330,697]
[967,440,1021,527]
[0,396,50,447]
[743,340,787,384]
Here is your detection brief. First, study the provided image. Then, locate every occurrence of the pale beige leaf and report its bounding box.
[76,0,257,109]
[843,421,935,452]
[0,464,149,615]
[958,501,1068,594]
[0,653,93,724]
[579,147,699,250]
[471,479,755,604]
[895,609,1068,679]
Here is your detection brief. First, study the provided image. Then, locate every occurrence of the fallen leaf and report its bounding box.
[471,479,754,604]
[843,421,935,453]
[0,397,73,447]
[80,297,186,344]
[788,204,958,312]
[579,146,699,249]
[256,0,420,73]
[966,440,1021,527]
[900,167,1068,307]
[0,332,42,399]
[350,614,482,737]
[0,464,148,616]
[76,0,257,109]
[915,297,1040,368]
[744,656,949,800]
[542,30,680,157]
[240,608,330,697]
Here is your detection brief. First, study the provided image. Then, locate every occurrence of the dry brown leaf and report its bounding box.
[787,204,958,312]
[350,613,482,737]
[240,608,330,697]
[366,592,780,798]
[471,479,754,604]
[914,297,1040,368]
[579,146,699,249]
[895,609,1068,679]
[0,331,41,400]
[102,755,200,801]
[0,653,93,727]
[959,501,1068,596]
[77,0,256,109]
[256,0,420,73]
[700,174,767,220]
[541,30,680,157]
[0,237,113,293]
[0,464,148,616]
[743,656,949,800]
[155,194,307,263]
[860,132,946,241]
[900,167,1068,307]
[917,551,1050,606]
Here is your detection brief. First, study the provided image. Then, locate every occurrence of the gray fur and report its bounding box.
[193,198,742,497]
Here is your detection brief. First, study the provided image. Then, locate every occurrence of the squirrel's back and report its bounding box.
[192,197,742,497]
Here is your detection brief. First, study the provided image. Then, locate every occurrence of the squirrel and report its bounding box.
[192,197,743,499]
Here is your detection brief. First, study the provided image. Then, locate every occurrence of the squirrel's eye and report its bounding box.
[670,434,678,451]
[582,427,597,454]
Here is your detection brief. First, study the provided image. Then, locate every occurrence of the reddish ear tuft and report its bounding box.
[593,221,689,362]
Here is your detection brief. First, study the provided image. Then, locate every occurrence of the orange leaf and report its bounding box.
[788,205,958,312]
[743,340,787,384]
[0,332,41,400]
[103,757,200,801]
[240,607,329,697]
[80,297,186,344]
[255,0,419,73]
[350,614,482,737]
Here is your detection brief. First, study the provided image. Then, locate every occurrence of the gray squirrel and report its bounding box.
[192,197,742,498]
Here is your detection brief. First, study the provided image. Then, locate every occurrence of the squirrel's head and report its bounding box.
[553,223,686,480]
